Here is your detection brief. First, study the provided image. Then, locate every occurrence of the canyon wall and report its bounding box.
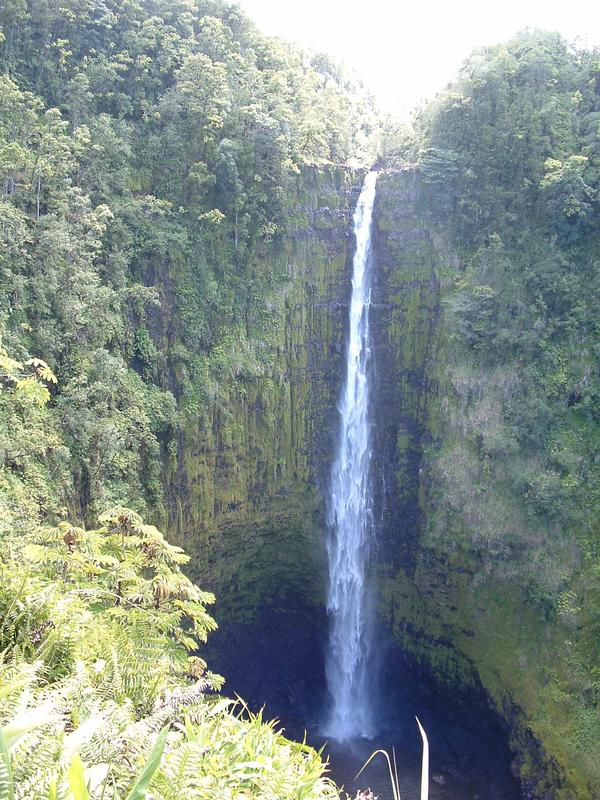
[162,167,360,638]
[159,165,598,799]
[372,169,597,800]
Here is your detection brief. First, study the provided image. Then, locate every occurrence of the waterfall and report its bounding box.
[324,170,378,741]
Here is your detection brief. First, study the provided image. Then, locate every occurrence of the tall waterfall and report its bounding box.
[324,170,378,740]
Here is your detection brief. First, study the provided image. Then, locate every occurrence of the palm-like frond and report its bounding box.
[0,509,338,800]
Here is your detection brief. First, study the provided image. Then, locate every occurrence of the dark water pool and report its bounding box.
[287,679,520,800]
[205,608,521,800]
[297,709,520,800]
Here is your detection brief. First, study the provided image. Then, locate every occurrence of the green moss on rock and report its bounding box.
[158,166,361,624]
[373,167,600,800]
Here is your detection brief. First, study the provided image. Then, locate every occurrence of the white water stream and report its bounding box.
[324,171,378,740]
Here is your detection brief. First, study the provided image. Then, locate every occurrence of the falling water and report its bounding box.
[324,170,378,740]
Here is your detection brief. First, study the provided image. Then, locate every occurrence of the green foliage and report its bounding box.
[389,29,600,795]
[540,155,596,242]
[124,726,169,800]
[0,727,15,800]
[412,30,600,571]
[0,0,377,527]
[0,345,57,406]
[0,506,338,799]
[0,7,372,793]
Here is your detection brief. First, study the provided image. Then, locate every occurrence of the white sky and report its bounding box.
[238,0,600,115]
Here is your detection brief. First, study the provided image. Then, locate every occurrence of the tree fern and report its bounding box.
[0,728,15,800]
[0,509,339,800]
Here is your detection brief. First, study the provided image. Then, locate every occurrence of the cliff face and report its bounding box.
[370,169,441,569]
[157,165,597,799]
[372,169,599,800]
[161,167,361,628]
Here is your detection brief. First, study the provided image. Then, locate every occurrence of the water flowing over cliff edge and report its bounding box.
[325,170,378,740]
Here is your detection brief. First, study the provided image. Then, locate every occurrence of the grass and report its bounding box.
[353,718,429,800]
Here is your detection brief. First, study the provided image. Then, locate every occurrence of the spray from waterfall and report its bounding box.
[324,170,378,741]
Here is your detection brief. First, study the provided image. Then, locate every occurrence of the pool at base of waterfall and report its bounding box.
[205,610,522,800]
[298,673,520,800]
[315,728,518,800]
[309,693,521,800]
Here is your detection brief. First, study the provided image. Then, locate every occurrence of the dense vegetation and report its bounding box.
[0,1,376,796]
[0,0,375,529]
[3,0,600,796]
[406,31,600,602]
[382,30,600,795]
[0,497,339,798]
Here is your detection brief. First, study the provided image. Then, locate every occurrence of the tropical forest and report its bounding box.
[0,1,600,798]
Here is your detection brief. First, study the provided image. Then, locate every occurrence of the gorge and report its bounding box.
[1,3,600,800]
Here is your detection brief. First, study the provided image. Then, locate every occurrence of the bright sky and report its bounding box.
[238,0,600,115]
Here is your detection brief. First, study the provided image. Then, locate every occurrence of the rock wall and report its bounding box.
[370,168,441,568]
[162,166,361,628]
[372,168,593,800]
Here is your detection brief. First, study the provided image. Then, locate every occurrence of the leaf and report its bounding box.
[39,365,58,384]
[0,676,31,702]
[355,748,401,800]
[68,754,89,800]
[205,698,234,718]
[2,704,55,750]
[64,715,106,760]
[0,353,23,374]
[124,725,168,800]
[184,717,196,743]
[15,376,50,406]
[416,717,429,800]
[25,358,57,383]
[0,727,15,800]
